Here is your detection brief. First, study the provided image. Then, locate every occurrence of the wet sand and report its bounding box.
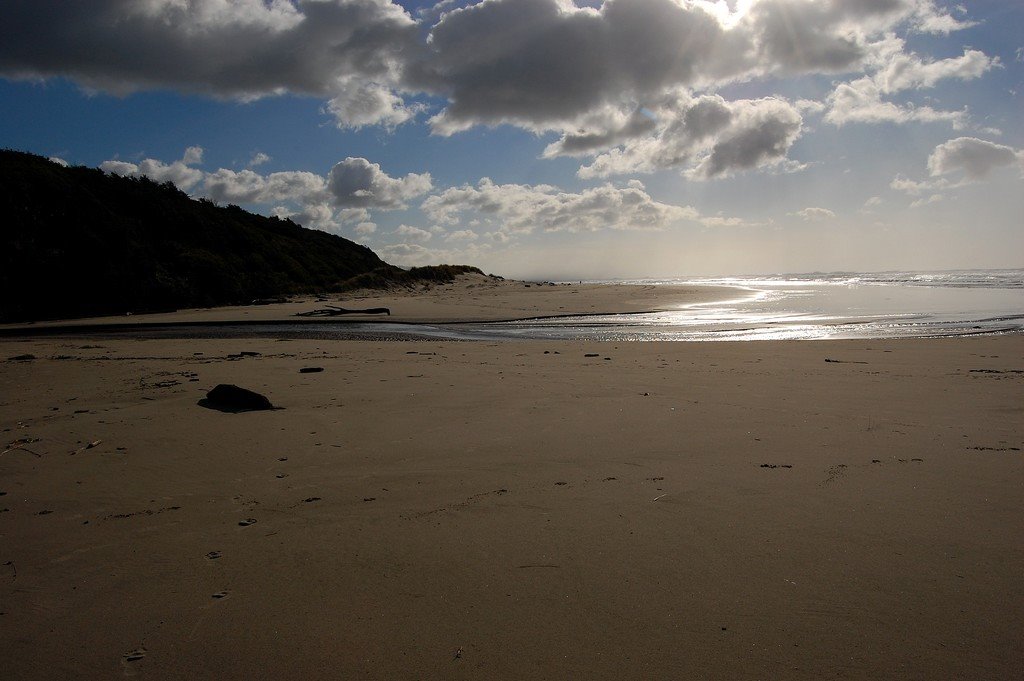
[0,288,1022,679]
[0,274,735,330]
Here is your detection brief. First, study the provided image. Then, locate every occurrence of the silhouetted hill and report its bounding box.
[0,150,392,321]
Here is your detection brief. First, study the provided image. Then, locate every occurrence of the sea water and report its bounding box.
[457,269,1024,341]
[125,269,1024,342]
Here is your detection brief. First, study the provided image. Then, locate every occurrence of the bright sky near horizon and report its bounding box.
[1,0,1022,279]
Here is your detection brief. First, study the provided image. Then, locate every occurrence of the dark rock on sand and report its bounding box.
[7,354,35,361]
[200,384,276,413]
[299,367,324,373]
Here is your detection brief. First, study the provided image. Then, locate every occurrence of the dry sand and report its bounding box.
[0,284,1022,679]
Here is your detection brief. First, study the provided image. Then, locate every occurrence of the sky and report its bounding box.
[1,0,1022,280]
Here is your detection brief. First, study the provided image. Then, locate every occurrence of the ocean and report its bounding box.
[452,268,1024,341]
[70,268,1023,342]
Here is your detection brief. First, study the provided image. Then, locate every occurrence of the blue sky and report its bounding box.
[1,0,1021,279]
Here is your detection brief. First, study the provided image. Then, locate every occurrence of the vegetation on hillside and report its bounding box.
[337,264,486,291]
[0,151,486,322]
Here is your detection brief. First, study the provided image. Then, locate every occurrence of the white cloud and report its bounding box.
[926,137,1024,180]
[909,192,943,208]
[100,147,431,232]
[790,207,836,221]
[143,155,206,190]
[324,81,425,130]
[912,1,977,34]
[48,156,68,167]
[100,147,205,190]
[285,203,338,230]
[336,208,372,224]
[890,175,946,195]
[825,77,966,128]
[888,137,1023,209]
[422,178,699,234]
[794,99,826,115]
[824,45,996,129]
[99,159,140,176]
[567,94,804,180]
[873,49,996,94]
[697,215,769,229]
[326,157,432,209]
[354,222,378,235]
[379,242,435,265]
[248,152,271,168]
[181,145,203,165]
[203,168,326,205]
[394,224,433,241]
[445,229,479,241]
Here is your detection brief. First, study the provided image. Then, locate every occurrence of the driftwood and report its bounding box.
[295,305,390,317]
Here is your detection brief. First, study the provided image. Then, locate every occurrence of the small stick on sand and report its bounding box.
[70,440,102,456]
[653,493,668,502]
[3,437,42,457]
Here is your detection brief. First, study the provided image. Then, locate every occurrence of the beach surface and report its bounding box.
[1,283,1022,680]
[0,274,734,330]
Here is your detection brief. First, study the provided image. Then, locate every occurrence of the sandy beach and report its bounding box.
[1,283,1022,680]
[0,274,734,329]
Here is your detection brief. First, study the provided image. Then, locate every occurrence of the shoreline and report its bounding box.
[4,272,1021,342]
[0,276,738,331]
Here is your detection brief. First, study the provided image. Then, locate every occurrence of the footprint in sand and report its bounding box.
[205,551,221,560]
[821,464,847,485]
[211,591,229,599]
[238,518,257,527]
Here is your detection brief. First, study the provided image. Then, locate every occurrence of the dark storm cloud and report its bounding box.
[0,0,419,99]
[0,0,981,163]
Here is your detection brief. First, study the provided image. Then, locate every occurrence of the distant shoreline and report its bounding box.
[3,270,1021,341]
[0,275,736,333]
